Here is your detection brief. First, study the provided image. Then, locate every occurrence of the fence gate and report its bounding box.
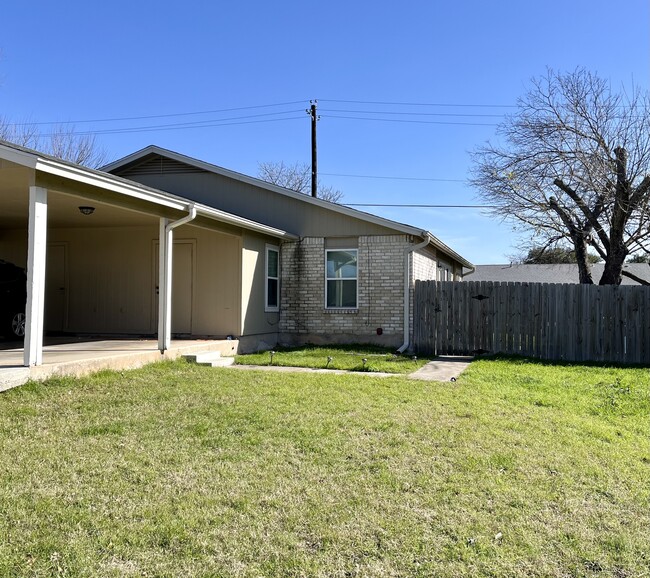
[413,280,650,364]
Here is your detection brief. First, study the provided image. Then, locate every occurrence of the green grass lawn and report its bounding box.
[0,358,649,577]
[235,344,432,373]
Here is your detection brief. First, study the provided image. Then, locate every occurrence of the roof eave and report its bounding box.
[104,145,474,266]
[1,142,295,240]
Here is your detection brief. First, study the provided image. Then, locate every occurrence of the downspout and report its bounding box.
[159,204,197,353]
[397,234,431,354]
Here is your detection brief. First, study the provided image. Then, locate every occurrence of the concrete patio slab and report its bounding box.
[0,338,238,392]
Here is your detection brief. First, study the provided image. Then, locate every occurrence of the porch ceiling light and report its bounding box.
[78,206,95,215]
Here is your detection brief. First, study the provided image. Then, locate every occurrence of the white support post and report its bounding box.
[163,224,174,351]
[157,206,196,354]
[158,218,170,353]
[24,186,48,366]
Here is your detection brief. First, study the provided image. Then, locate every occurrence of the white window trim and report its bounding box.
[437,260,452,282]
[325,248,359,310]
[265,244,280,312]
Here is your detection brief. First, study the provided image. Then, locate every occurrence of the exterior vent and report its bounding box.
[117,155,207,177]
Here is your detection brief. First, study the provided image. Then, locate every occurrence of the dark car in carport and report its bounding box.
[0,260,27,339]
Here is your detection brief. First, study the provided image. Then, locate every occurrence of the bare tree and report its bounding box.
[0,115,39,147]
[471,69,650,285]
[258,161,343,203]
[0,118,107,168]
[47,124,107,168]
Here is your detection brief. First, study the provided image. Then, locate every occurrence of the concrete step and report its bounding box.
[183,351,235,368]
[203,357,235,367]
[0,367,31,392]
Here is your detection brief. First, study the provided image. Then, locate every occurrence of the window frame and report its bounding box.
[324,248,359,310]
[265,244,280,312]
[437,260,453,282]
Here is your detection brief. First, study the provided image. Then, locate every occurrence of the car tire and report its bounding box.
[9,312,26,340]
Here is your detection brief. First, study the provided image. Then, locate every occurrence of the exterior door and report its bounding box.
[45,243,67,332]
[154,240,194,335]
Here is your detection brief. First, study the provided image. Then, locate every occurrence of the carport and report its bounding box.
[0,141,294,369]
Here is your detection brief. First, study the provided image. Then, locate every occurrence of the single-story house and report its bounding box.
[464,263,650,285]
[0,141,473,367]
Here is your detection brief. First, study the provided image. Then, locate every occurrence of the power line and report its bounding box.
[39,114,305,137]
[7,99,516,128]
[321,172,466,183]
[320,114,498,127]
[319,98,516,108]
[6,98,509,136]
[321,108,504,118]
[7,100,308,127]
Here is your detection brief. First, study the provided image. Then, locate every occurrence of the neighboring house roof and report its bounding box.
[103,145,474,269]
[464,263,650,285]
[0,140,296,240]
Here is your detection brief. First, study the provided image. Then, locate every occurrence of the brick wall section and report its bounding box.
[279,235,411,344]
[409,247,439,347]
[413,247,438,281]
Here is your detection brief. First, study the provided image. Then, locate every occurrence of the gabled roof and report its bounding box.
[464,263,650,285]
[0,140,296,240]
[103,145,474,269]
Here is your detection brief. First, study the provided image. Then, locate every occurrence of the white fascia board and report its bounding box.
[39,159,296,239]
[422,232,474,269]
[1,142,295,240]
[35,158,187,210]
[37,159,295,240]
[0,143,39,169]
[100,145,162,172]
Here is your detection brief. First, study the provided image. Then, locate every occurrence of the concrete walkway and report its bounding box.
[233,355,473,382]
[232,364,396,378]
[408,356,474,381]
[1,339,473,392]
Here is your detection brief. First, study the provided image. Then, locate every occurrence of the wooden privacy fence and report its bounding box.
[413,280,650,364]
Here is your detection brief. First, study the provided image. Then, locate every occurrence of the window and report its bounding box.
[437,260,453,281]
[325,249,358,308]
[265,245,279,312]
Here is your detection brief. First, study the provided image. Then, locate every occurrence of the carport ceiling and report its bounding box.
[0,162,162,229]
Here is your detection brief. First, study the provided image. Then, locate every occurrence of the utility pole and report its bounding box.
[307,100,319,197]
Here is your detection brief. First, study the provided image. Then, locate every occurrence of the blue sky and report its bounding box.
[2,0,648,264]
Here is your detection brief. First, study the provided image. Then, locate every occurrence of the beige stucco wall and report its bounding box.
[240,232,281,350]
[0,224,242,337]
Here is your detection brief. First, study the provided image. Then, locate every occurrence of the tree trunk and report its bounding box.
[599,244,627,285]
[573,235,594,284]
[599,148,630,285]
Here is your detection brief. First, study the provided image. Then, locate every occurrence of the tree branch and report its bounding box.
[620,269,650,286]
[552,178,610,250]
